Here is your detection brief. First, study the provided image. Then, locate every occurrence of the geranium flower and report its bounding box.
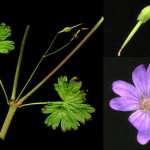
[109,64,150,145]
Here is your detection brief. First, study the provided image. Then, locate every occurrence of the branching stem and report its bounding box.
[45,38,74,57]
[0,17,104,140]
[16,32,71,101]
[15,33,59,101]
[19,17,104,104]
[16,57,43,101]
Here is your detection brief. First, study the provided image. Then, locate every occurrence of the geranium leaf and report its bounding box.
[42,76,95,132]
[0,23,15,54]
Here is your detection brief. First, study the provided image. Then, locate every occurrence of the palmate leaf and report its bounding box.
[0,23,15,54]
[42,76,95,132]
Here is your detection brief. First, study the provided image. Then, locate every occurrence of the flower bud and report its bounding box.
[137,5,150,23]
[58,27,71,33]
[58,23,82,34]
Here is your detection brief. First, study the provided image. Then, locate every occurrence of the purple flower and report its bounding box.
[110,64,150,145]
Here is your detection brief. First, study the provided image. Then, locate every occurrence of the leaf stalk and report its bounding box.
[11,25,30,100]
[0,80,9,104]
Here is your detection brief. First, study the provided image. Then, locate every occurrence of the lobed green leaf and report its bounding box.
[0,23,15,54]
[42,76,95,132]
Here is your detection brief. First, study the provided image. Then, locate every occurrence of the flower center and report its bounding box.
[142,98,150,112]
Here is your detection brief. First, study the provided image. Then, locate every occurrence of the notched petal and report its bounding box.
[112,80,140,100]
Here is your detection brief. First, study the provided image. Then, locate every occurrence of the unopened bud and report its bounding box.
[137,5,150,23]
[58,27,71,33]
[118,6,150,56]
[58,23,83,34]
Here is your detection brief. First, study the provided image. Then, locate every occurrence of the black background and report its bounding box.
[103,57,150,150]
[104,0,150,56]
[0,1,102,149]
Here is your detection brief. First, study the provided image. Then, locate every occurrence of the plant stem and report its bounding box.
[19,17,104,104]
[0,17,103,140]
[16,24,83,101]
[16,33,60,101]
[45,33,59,54]
[16,57,43,101]
[19,102,48,108]
[11,25,30,100]
[0,80,9,104]
[46,38,73,57]
[0,105,17,140]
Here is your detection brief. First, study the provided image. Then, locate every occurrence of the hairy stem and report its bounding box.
[0,105,17,140]
[11,25,30,100]
[19,17,104,104]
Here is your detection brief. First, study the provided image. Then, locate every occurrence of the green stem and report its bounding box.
[19,17,104,104]
[19,102,48,108]
[0,105,17,140]
[0,80,9,104]
[16,33,60,101]
[16,57,43,101]
[118,21,142,56]
[11,25,30,100]
[45,33,59,54]
[46,38,73,57]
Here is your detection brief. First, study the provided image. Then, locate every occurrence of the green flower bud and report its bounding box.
[58,27,71,33]
[58,23,83,34]
[118,5,150,56]
[137,5,150,23]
